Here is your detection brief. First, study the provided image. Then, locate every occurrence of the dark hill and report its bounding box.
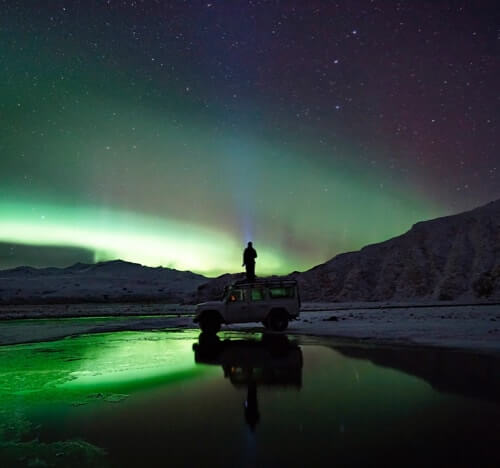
[293,199,500,302]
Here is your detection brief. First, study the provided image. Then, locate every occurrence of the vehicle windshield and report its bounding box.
[221,286,229,301]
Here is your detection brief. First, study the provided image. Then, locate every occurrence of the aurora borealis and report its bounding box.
[1,1,498,276]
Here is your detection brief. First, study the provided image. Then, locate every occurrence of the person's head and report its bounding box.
[247,241,253,247]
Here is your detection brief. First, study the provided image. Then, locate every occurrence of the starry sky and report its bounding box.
[0,1,498,276]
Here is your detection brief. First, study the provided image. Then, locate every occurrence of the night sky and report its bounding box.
[1,1,498,276]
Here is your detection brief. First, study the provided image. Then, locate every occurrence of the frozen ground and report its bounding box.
[0,302,499,355]
[0,302,192,320]
[289,303,500,354]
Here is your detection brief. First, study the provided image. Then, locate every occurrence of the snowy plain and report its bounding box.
[0,302,499,356]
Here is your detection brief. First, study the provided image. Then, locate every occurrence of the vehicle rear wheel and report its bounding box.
[199,314,221,334]
[267,310,289,332]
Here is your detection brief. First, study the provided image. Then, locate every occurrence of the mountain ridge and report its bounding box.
[2,199,499,304]
[0,259,207,304]
[194,198,500,303]
[293,198,500,301]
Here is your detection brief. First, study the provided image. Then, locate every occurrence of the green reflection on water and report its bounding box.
[0,330,213,398]
[2,329,497,468]
[0,329,216,466]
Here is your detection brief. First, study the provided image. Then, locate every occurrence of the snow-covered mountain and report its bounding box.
[195,199,500,304]
[293,199,500,302]
[0,260,207,304]
[3,199,499,305]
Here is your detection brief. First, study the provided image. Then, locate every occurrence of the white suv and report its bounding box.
[194,278,300,333]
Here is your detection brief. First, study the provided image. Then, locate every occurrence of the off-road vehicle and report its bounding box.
[194,278,300,333]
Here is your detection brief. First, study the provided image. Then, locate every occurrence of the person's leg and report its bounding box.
[248,262,255,281]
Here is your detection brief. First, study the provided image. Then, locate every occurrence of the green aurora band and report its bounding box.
[0,108,442,276]
[0,86,442,275]
[0,16,444,275]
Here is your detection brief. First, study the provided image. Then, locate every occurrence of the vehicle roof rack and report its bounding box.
[232,277,297,287]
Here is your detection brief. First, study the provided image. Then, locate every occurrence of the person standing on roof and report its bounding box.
[242,241,258,281]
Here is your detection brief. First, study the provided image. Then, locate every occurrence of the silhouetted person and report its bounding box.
[242,241,257,281]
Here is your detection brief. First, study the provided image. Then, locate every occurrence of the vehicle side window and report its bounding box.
[250,288,265,301]
[269,287,294,298]
[228,289,244,302]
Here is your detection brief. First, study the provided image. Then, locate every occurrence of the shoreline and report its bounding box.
[1,299,500,319]
[0,303,499,357]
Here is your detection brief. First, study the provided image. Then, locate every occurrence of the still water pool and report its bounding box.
[0,329,499,467]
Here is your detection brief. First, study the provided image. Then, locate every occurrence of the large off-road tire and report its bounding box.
[198,332,221,347]
[267,310,289,332]
[199,313,221,334]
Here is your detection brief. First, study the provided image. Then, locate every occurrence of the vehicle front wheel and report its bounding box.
[199,314,221,334]
[267,311,289,332]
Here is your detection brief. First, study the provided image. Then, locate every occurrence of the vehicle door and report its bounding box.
[248,287,267,322]
[225,288,248,323]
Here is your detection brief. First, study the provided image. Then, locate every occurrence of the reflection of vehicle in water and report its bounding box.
[193,333,303,430]
[194,278,301,334]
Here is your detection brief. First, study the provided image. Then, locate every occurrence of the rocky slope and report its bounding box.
[293,199,500,302]
[195,199,500,303]
[0,260,207,304]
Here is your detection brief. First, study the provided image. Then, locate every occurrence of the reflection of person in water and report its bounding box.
[193,333,302,431]
[242,241,257,281]
[245,381,260,431]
